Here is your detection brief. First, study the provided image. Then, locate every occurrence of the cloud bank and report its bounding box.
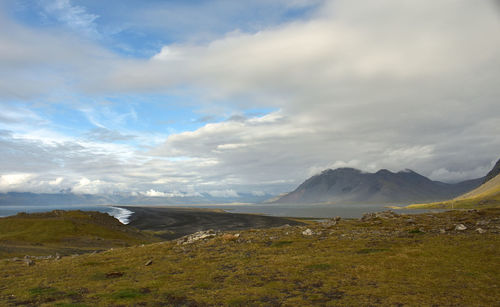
[0,0,499,197]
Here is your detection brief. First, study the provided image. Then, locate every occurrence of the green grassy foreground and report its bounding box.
[0,208,499,306]
[0,210,159,258]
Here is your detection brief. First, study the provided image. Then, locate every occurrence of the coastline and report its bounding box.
[120,206,305,240]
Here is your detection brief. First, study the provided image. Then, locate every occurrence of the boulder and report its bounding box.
[177,230,217,245]
[475,228,486,234]
[145,260,153,266]
[361,211,398,221]
[24,259,34,266]
[222,233,240,241]
[322,216,341,227]
[302,229,314,236]
[455,224,467,231]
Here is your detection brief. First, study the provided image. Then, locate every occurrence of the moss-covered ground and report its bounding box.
[0,210,159,258]
[0,208,498,306]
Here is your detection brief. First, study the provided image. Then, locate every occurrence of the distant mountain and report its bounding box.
[273,167,483,204]
[0,191,273,207]
[483,158,500,184]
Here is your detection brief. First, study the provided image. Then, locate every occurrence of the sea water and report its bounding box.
[122,203,445,218]
[0,203,444,223]
[0,205,133,224]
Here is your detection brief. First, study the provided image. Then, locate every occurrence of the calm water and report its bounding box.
[170,203,445,218]
[0,203,445,224]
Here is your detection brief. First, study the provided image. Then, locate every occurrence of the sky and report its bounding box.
[0,0,499,199]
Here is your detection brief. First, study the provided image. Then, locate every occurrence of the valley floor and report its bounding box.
[0,208,499,306]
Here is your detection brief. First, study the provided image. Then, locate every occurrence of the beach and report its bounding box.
[121,206,305,239]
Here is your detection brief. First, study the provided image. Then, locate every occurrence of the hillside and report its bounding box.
[0,210,159,258]
[483,158,500,184]
[0,208,498,306]
[274,167,482,204]
[407,173,500,209]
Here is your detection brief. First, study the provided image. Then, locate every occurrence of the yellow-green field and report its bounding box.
[405,173,500,210]
[0,208,498,306]
[0,210,159,258]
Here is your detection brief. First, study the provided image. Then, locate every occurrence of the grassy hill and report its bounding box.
[406,173,500,209]
[0,208,498,306]
[0,210,159,258]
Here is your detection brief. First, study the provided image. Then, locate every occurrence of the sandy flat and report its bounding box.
[121,206,304,239]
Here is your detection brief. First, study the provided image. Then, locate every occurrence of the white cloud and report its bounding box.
[208,189,239,198]
[141,189,202,198]
[39,0,100,37]
[0,173,33,188]
[142,189,168,197]
[0,0,499,197]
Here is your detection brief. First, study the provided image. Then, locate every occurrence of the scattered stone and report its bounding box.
[323,216,341,227]
[222,233,240,241]
[302,229,314,236]
[105,272,124,278]
[177,230,217,245]
[24,259,34,266]
[455,224,467,231]
[361,211,399,221]
[145,260,153,266]
[361,213,376,221]
[476,220,490,226]
[475,228,486,234]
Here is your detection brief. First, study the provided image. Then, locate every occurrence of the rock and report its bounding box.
[476,220,490,226]
[145,260,153,266]
[455,224,467,231]
[24,259,34,266]
[475,228,486,234]
[361,211,398,221]
[177,230,216,245]
[55,253,61,260]
[105,272,124,278]
[222,233,240,241]
[302,229,314,236]
[323,216,341,227]
[406,218,415,224]
[439,229,446,234]
[360,213,376,221]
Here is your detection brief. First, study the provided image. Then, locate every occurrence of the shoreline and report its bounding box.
[120,206,305,240]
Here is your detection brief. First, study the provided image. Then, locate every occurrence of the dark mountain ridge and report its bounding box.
[274,167,483,204]
[484,158,500,184]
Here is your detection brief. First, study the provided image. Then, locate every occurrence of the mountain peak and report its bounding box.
[274,166,483,204]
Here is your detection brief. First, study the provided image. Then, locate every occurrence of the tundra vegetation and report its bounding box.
[0,208,499,306]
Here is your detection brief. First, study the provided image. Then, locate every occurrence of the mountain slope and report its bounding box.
[457,173,500,201]
[274,168,483,204]
[483,158,500,184]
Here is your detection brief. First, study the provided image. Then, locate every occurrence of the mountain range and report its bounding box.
[0,191,272,207]
[273,167,484,204]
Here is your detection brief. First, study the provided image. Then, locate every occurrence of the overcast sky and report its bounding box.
[0,0,499,198]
